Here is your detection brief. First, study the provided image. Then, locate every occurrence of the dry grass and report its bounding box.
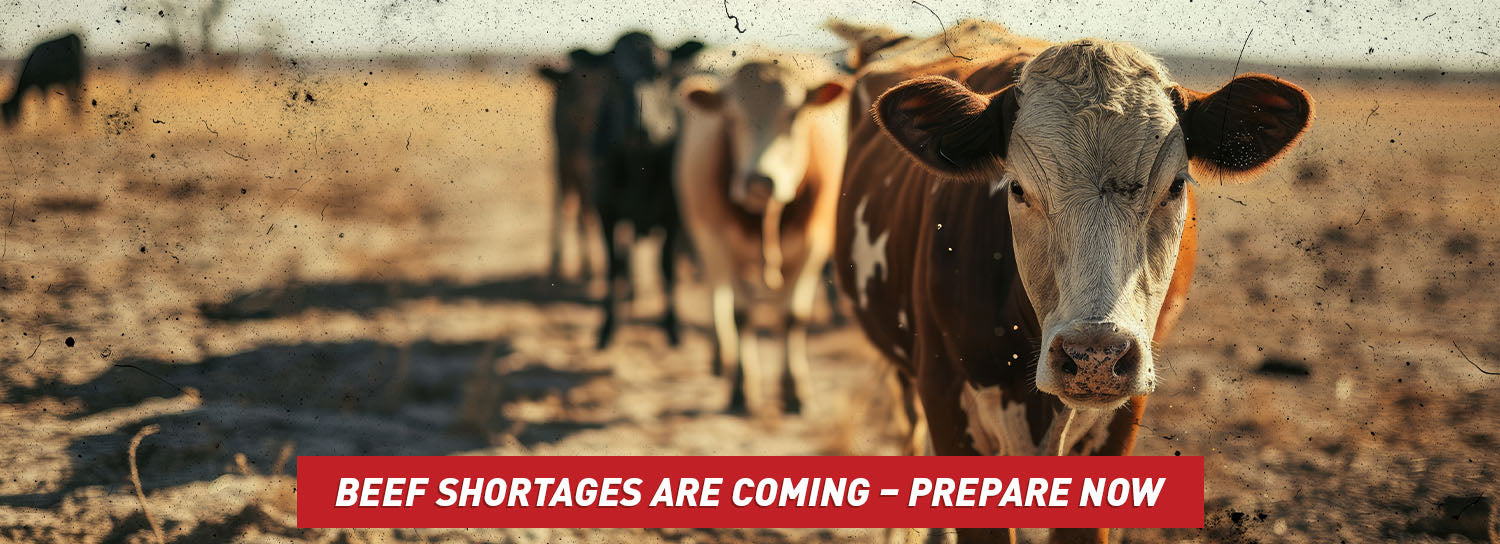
[127,424,165,544]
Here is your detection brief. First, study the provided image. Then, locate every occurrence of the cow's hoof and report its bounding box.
[726,395,749,416]
[782,393,804,416]
[595,325,615,350]
[662,318,681,347]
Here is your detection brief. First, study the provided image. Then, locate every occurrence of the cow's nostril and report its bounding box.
[1060,357,1078,375]
[1110,342,1141,376]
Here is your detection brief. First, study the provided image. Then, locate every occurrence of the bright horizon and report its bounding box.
[2,0,1497,70]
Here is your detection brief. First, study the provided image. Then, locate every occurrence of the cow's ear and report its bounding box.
[687,89,723,110]
[568,48,606,67]
[873,76,1017,180]
[671,41,705,64]
[1173,73,1313,181]
[677,75,723,111]
[537,65,567,83]
[805,78,850,107]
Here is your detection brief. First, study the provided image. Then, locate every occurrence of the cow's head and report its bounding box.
[873,40,1312,409]
[604,33,704,146]
[679,61,848,212]
[536,49,609,84]
[608,32,703,84]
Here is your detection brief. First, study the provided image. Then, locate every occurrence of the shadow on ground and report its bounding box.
[198,275,596,321]
[0,336,616,509]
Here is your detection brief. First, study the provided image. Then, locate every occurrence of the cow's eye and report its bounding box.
[1168,174,1188,197]
[1009,180,1026,202]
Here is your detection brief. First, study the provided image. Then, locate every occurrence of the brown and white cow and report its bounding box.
[675,58,849,414]
[833,21,1312,542]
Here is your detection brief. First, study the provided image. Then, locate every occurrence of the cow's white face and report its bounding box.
[683,62,846,213]
[873,39,1313,410]
[1005,74,1189,409]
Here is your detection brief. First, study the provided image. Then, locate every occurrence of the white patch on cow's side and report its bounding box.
[960,383,1036,456]
[961,382,1112,456]
[849,196,889,309]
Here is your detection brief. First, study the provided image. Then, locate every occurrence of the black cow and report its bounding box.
[537,49,611,282]
[3,33,84,126]
[591,32,703,349]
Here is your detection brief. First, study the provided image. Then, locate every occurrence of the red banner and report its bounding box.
[296,456,1203,528]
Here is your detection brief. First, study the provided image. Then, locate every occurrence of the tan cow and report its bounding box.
[675,57,849,414]
[833,20,1312,542]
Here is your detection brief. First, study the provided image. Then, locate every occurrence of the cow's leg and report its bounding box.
[576,197,596,282]
[658,226,681,346]
[913,339,980,458]
[66,81,82,117]
[822,262,846,326]
[548,186,569,280]
[1047,529,1107,544]
[896,375,929,456]
[915,333,1012,544]
[617,224,637,303]
[710,283,737,377]
[727,311,760,414]
[595,215,623,350]
[779,268,819,415]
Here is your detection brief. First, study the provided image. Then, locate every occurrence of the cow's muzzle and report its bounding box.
[734,174,775,214]
[1044,322,1148,408]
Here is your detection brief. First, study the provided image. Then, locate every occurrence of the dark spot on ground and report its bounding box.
[1255,357,1310,379]
[1444,233,1478,255]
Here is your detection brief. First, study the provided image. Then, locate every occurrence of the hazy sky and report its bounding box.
[1,0,1496,69]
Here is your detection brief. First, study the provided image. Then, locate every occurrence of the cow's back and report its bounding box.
[834,21,1043,375]
[21,34,83,83]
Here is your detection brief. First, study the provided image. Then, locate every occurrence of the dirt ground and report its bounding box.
[0,61,1496,543]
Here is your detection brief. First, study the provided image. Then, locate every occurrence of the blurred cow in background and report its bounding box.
[538,48,610,282]
[674,58,849,414]
[2,33,84,127]
[135,43,185,76]
[591,32,703,349]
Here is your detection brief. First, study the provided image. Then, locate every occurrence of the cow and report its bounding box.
[2,33,84,127]
[674,57,849,414]
[591,32,703,350]
[135,43,184,75]
[537,48,610,282]
[832,20,1312,542]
